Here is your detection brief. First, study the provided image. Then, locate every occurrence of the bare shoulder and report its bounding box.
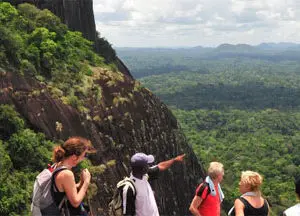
[234,198,244,207]
[234,198,245,215]
[56,169,74,181]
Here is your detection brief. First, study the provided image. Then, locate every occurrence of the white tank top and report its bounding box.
[284,203,300,216]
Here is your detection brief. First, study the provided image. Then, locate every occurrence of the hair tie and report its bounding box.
[60,144,66,151]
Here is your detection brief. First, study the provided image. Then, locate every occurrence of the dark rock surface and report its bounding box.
[1,68,205,215]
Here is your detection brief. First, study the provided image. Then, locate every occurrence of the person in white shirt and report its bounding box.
[283,176,300,216]
[122,152,185,216]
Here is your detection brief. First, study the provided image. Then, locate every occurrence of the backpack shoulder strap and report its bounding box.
[124,178,136,197]
[117,177,136,197]
[196,182,210,200]
[238,197,250,208]
[50,166,68,210]
[51,166,68,192]
[120,177,136,215]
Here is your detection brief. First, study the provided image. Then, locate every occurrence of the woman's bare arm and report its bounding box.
[56,169,90,207]
[234,199,245,216]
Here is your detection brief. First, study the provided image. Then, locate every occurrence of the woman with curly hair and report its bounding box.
[233,171,269,216]
[50,136,96,215]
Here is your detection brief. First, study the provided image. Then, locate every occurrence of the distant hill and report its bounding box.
[216,43,257,52]
[116,42,300,78]
[257,42,300,50]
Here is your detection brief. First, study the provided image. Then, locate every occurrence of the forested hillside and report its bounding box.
[117,46,300,215]
[140,59,300,110]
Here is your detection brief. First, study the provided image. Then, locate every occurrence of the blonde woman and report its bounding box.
[233,171,269,216]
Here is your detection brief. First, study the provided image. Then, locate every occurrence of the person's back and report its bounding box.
[130,172,159,216]
[238,196,268,216]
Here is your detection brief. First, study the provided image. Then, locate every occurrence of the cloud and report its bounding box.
[93,0,300,47]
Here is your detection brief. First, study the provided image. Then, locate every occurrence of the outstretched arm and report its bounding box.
[157,154,185,171]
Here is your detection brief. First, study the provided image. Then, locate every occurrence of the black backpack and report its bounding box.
[197,181,211,201]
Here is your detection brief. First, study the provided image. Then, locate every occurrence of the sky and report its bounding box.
[93,0,300,47]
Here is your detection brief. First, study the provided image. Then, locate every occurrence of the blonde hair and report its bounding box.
[208,162,224,180]
[240,170,263,191]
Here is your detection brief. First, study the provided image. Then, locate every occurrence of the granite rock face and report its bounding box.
[1,1,206,215]
[1,69,205,215]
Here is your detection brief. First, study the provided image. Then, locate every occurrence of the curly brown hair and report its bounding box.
[52,136,96,163]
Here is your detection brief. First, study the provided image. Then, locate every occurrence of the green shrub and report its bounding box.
[35,9,67,38]
[25,44,41,70]
[0,26,24,66]
[17,3,39,21]
[95,32,116,63]
[0,105,25,140]
[106,160,116,167]
[89,164,107,174]
[0,2,18,25]
[0,170,35,215]
[20,59,37,75]
[0,140,12,184]
[50,86,64,98]
[93,115,101,122]
[0,47,8,66]
[94,86,102,103]
[6,129,53,170]
[63,94,83,109]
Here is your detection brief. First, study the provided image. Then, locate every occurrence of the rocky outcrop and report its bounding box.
[40,0,97,42]
[1,67,205,215]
